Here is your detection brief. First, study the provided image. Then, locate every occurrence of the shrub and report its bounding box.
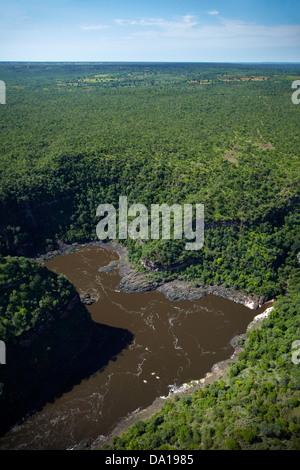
[225,438,241,450]
[241,428,256,444]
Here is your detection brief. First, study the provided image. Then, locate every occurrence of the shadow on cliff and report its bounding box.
[0,304,134,438]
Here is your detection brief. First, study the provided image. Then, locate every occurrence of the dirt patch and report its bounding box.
[260,142,275,150]
[224,152,238,164]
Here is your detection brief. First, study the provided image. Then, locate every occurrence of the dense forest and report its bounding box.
[0,255,76,341]
[0,62,299,448]
[0,63,299,300]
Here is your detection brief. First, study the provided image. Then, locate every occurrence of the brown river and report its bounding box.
[0,245,264,450]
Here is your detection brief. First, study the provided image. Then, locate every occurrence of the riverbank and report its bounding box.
[77,306,275,450]
[33,239,265,310]
[0,290,134,439]
[32,239,274,450]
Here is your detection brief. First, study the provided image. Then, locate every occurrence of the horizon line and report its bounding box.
[1,60,300,65]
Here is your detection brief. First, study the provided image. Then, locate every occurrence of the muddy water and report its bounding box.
[0,246,261,450]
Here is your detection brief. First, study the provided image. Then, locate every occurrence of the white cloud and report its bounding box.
[80,24,109,31]
[208,10,219,15]
[114,14,300,47]
[115,15,198,30]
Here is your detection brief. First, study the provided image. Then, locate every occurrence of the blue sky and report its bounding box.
[0,0,299,62]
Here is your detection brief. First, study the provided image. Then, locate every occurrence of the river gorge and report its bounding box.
[0,245,268,450]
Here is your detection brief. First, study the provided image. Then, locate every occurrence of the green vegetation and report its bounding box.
[0,63,299,300]
[0,254,89,433]
[0,62,299,446]
[0,254,133,436]
[0,255,76,341]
